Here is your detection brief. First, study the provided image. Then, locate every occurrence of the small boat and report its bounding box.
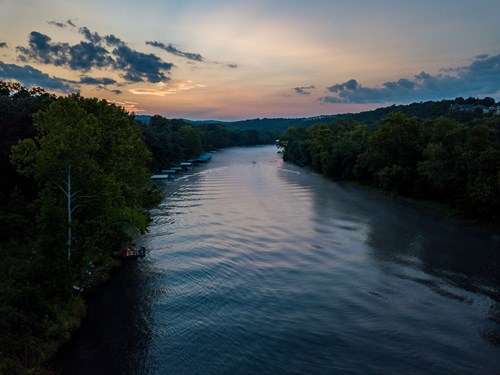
[113,244,146,259]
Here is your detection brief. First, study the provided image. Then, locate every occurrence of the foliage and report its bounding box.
[355,113,422,195]
[282,110,500,223]
[138,115,280,171]
[1,84,161,372]
[11,94,156,264]
[0,82,56,242]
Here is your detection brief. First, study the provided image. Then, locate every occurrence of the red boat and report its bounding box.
[113,244,146,259]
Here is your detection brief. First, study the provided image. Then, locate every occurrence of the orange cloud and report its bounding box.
[108,99,144,113]
[129,80,207,96]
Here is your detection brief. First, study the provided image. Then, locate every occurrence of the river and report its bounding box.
[57,145,500,374]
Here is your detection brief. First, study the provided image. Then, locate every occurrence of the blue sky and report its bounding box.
[0,0,499,120]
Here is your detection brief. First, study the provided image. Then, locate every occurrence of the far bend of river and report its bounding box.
[57,145,500,374]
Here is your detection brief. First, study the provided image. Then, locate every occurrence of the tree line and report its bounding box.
[280,110,500,223]
[139,115,280,171]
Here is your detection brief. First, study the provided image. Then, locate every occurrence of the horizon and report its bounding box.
[137,96,498,123]
[0,0,499,121]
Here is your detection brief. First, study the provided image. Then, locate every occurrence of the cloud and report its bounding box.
[47,20,66,28]
[16,28,174,83]
[80,76,116,85]
[146,41,239,68]
[17,31,69,66]
[0,42,7,48]
[109,99,144,113]
[129,80,206,96]
[146,41,203,62]
[95,85,122,94]
[17,31,113,72]
[104,34,124,47]
[322,54,500,104]
[68,42,113,71]
[0,61,76,91]
[112,45,173,82]
[294,85,316,95]
[79,26,103,44]
[67,19,76,27]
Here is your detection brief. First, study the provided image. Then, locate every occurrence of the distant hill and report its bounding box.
[185,119,226,125]
[135,115,224,125]
[135,97,497,130]
[135,114,152,124]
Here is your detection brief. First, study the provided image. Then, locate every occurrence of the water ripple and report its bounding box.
[59,146,500,375]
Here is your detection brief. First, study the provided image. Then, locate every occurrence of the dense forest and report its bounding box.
[280,107,500,223]
[0,82,166,373]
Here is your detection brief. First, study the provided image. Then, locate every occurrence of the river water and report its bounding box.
[57,145,500,374]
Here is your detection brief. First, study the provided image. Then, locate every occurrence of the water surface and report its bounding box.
[58,145,500,374]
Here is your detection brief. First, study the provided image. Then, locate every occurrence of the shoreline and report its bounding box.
[342,179,500,234]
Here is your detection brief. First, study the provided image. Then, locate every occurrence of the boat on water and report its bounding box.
[113,244,146,259]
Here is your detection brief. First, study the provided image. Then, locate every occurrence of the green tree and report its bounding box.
[0,81,55,242]
[179,124,203,159]
[355,112,422,195]
[308,124,335,175]
[462,124,500,218]
[11,94,156,275]
[282,126,311,166]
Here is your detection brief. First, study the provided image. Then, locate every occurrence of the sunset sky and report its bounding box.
[1,0,499,120]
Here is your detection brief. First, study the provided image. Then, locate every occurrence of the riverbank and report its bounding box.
[18,256,131,375]
[50,258,148,374]
[23,257,123,374]
[346,180,500,234]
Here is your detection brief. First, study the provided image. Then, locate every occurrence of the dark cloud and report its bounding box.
[327,79,359,93]
[0,42,7,48]
[146,41,203,62]
[17,31,69,66]
[68,42,113,71]
[17,31,112,72]
[80,76,116,85]
[322,54,500,104]
[113,45,173,82]
[94,84,122,95]
[104,34,124,47]
[294,85,316,95]
[0,61,76,92]
[227,63,238,69]
[79,26,103,44]
[16,28,174,83]
[48,20,66,28]
[67,19,76,27]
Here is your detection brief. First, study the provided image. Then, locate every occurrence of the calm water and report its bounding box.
[58,145,500,374]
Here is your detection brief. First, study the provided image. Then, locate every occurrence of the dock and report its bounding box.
[151,174,171,180]
[151,152,213,181]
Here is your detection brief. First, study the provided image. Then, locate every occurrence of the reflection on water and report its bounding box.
[57,145,500,374]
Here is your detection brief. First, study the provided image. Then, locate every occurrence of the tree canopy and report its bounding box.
[1,88,161,373]
[282,111,500,222]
